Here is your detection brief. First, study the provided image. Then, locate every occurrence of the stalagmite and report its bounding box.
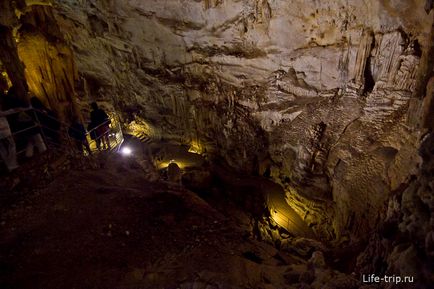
[0,0,433,288]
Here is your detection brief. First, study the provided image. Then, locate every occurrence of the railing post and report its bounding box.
[32,109,48,147]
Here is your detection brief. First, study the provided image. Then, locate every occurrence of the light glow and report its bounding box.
[156,160,186,169]
[121,146,132,156]
[1,71,12,92]
[188,140,204,154]
[127,120,154,138]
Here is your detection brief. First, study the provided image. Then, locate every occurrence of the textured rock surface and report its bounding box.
[0,1,433,285]
[355,131,434,289]
[44,0,432,242]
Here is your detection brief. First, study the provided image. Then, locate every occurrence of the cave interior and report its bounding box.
[0,1,433,289]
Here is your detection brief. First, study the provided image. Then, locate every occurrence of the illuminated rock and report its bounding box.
[0,0,433,287]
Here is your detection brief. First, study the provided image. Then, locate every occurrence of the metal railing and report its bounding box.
[85,116,124,153]
[0,107,124,169]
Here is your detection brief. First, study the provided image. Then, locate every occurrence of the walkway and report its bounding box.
[131,137,315,238]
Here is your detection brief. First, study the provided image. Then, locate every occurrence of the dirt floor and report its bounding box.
[0,149,359,289]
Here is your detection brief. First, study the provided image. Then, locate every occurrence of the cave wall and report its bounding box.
[0,0,28,103]
[17,5,78,118]
[0,0,78,120]
[1,0,432,243]
[50,0,433,242]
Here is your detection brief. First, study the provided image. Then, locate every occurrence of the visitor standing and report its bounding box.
[0,104,19,172]
[89,102,111,150]
[3,87,47,158]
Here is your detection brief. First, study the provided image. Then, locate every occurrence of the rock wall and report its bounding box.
[1,0,433,245]
[17,5,78,118]
[0,0,78,119]
[0,0,28,103]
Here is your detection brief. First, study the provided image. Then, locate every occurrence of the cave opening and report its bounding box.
[362,56,375,95]
[0,1,433,289]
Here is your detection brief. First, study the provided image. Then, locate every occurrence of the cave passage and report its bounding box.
[1,1,433,289]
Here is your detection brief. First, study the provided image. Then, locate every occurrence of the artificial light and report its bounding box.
[121,146,132,156]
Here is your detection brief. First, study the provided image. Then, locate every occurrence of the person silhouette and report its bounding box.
[89,102,111,150]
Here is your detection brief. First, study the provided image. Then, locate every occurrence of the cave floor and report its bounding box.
[0,153,301,289]
[0,151,360,289]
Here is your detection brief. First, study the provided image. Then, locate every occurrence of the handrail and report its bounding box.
[2,106,113,140]
[0,107,29,117]
[30,107,107,138]
[31,109,122,152]
[9,124,40,136]
[0,107,124,168]
[3,107,120,144]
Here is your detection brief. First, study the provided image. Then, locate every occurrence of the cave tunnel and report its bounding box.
[0,1,433,289]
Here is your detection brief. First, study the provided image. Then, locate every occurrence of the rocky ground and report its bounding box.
[0,149,368,289]
[1,0,432,263]
[0,1,432,288]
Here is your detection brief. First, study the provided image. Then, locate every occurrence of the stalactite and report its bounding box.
[20,0,430,247]
[338,38,350,89]
[371,31,405,88]
[353,29,374,88]
[392,48,420,91]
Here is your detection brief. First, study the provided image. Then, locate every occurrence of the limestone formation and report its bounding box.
[0,0,433,288]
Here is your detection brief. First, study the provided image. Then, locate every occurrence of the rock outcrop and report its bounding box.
[0,1,433,285]
[40,0,432,241]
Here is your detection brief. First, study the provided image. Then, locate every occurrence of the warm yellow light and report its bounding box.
[188,140,204,154]
[127,120,154,139]
[270,209,289,229]
[1,71,12,92]
[156,159,185,170]
[25,0,53,7]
